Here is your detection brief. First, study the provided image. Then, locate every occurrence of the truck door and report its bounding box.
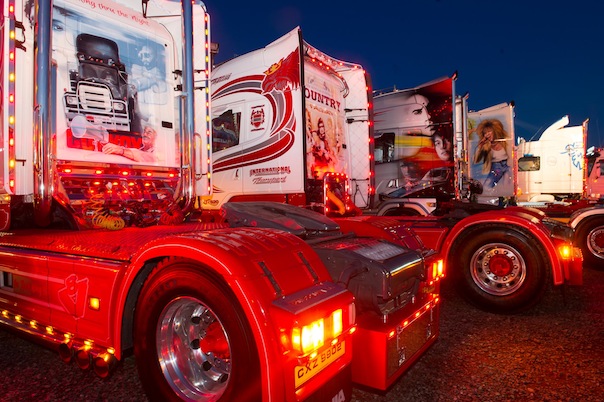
[0,252,52,328]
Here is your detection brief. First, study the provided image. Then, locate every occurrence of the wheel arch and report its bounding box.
[114,253,278,398]
[572,213,604,235]
[447,222,552,313]
[444,215,562,285]
[118,251,268,356]
[113,228,331,399]
[377,200,430,216]
[569,206,604,230]
[112,233,304,400]
[131,256,264,401]
[572,213,604,266]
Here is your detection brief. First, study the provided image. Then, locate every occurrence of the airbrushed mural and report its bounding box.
[373,76,455,198]
[468,103,515,198]
[52,0,178,167]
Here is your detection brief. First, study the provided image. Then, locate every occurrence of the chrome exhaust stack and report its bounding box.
[58,341,73,363]
[75,346,92,370]
[93,352,118,379]
[58,341,118,378]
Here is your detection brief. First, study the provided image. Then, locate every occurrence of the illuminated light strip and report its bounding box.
[0,308,114,356]
[204,11,212,192]
[7,1,17,191]
[387,299,438,340]
[367,80,375,196]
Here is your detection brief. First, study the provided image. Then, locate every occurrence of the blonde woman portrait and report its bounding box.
[473,119,510,189]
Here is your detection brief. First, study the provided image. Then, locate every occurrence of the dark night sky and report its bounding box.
[207,0,603,148]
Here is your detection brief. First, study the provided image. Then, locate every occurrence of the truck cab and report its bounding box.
[208,28,374,217]
[369,79,582,314]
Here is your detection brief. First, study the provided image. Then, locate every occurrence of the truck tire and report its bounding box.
[453,226,548,314]
[576,218,604,269]
[134,258,261,402]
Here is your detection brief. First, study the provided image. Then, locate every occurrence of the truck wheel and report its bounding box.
[454,227,548,313]
[576,218,604,269]
[134,258,261,402]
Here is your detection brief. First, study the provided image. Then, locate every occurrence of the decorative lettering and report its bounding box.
[249,166,291,176]
[305,88,341,111]
[210,74,232,86]
[252,177,287,185]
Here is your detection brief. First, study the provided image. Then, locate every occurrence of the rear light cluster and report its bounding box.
[273,282,355,359]
[281,303,356,359]
[429,258,445,283]
[291,308,346,355]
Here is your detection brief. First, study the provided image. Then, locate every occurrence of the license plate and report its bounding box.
[295,341,346,388]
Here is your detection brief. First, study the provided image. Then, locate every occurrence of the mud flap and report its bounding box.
[304,364,352,402]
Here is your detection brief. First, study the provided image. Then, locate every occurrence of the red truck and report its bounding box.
[0,1,443,400]
[374,80,584,312]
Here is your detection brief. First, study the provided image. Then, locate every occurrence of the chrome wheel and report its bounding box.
[158,297,231,401]
[470,243,527,296]
[586,226,604,261]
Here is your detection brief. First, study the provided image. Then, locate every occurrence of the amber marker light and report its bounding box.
[558,245,572,260]
[89,297,101,311]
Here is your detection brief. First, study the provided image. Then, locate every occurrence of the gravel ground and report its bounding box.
[352,264,604,402]
[1,265,602,402]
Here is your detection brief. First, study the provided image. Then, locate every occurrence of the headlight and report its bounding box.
[65,95,78,106]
